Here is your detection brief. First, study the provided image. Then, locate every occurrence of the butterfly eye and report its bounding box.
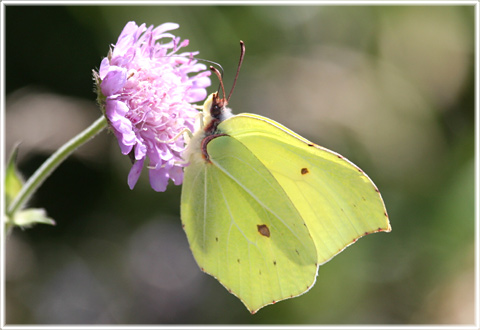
[210,103,222,118]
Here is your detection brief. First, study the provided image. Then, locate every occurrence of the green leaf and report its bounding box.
[11,208,56,227]
[4,144,55,231]
[5,144,24,209]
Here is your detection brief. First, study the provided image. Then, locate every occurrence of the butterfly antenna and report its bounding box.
[210,65,227,104]
[196,58,224,90]
[168,54,225,98]
[227,40,246,103]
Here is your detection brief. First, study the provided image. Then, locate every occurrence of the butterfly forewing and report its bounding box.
[217,114,391,265]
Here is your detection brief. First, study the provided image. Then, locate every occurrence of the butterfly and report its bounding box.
[180,41,391,314]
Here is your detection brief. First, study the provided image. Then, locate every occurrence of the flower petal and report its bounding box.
[148,167,169,192]
[105,99,129,119]
[128,158,145,190]
[113,22,142,57]
[169,166,184,185]
[99,57,111,79]
[101,66,127,96]
[113,130,134,155]
[187,88,208,103]
[152,22,179,37]
[134,138,147,160]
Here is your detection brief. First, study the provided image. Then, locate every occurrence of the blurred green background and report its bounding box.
[4,4,475,325]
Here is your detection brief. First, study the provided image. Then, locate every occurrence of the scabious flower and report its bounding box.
[94,21,211,192]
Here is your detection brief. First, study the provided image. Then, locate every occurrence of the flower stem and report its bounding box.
[6,116,108,217]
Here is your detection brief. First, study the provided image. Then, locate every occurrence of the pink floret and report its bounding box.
[96,21,211,191]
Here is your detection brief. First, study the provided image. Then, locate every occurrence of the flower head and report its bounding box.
[95,21,211,192]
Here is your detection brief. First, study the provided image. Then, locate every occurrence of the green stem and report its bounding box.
[6,116,108,217]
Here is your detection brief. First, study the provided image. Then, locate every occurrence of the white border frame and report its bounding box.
[0,1,478,329]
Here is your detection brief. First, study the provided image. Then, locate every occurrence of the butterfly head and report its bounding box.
[202,92,232,129]
[210,91,228,119]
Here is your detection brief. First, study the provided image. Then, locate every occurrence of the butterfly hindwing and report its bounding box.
[181,134,318,313]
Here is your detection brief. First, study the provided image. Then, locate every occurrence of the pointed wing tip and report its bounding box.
[381,214,392,233]
[374,223,392,234]
[371,221,392,234]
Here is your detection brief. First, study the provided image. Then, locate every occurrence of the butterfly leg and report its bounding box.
[155,127,194,144]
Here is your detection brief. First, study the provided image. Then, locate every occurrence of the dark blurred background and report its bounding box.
[4,5,475,325]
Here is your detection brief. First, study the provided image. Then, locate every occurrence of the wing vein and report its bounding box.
[211,156,310,253]
[216,172,256,246]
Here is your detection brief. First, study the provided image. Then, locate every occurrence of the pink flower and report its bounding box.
[95,21,211,192]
